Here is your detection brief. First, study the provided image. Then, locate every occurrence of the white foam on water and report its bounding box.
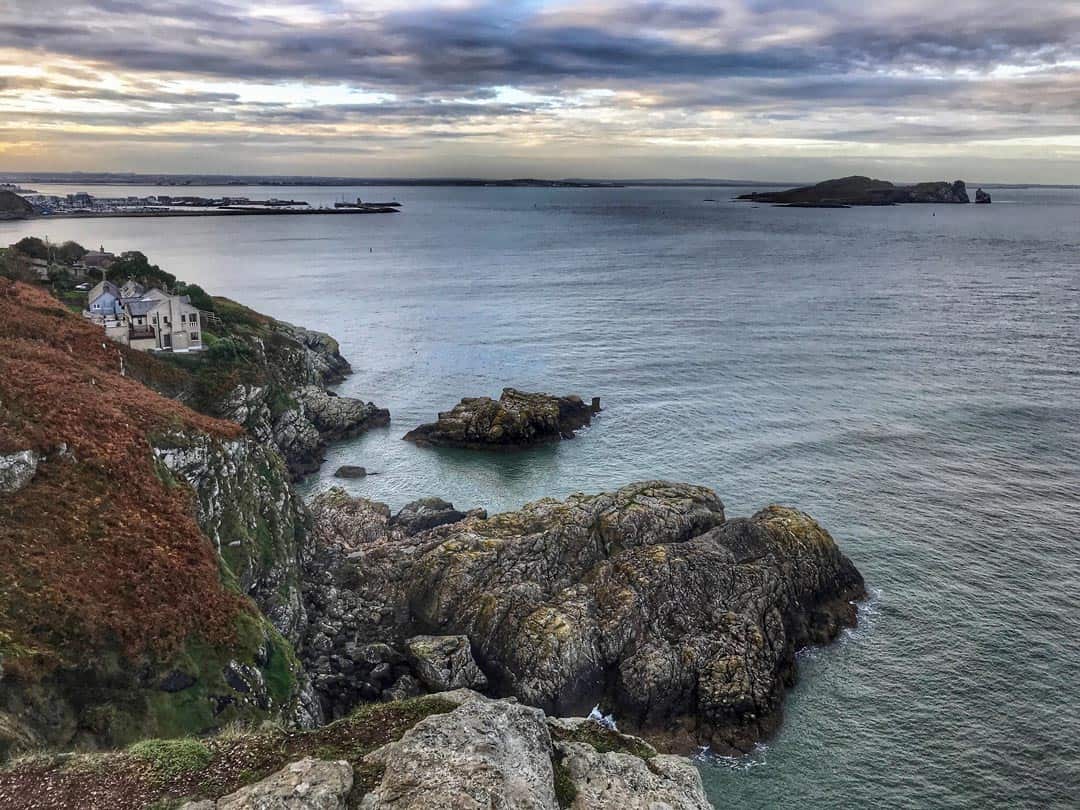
[588,705,618,730]
[696,741,770,771]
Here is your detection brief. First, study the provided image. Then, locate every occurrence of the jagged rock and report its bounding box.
[272,322,353,386]
[976,188,992,204]
[296,387,390,442]
[556,741,711,810]
[389,497,467,535]
[301,481,865,754]
[0,450,38,494]
[273,388,389,480]
[360,695,558,809]
[182,757,353,810]
[403,388,597,449]
[333,465,367,479]
[405,635,488,692]
[152,433,310,646]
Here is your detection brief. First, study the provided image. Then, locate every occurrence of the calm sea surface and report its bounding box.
[4,184,1079,808]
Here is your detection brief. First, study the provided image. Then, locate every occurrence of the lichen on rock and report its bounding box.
[403,387,597,450]
[301,481,864,754]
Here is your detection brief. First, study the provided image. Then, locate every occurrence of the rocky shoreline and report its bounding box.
[0,271,865,808]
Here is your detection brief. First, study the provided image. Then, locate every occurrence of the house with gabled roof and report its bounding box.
[86,283,203,353]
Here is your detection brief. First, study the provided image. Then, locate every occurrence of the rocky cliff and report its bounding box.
[131,297,389,480]
[300,481,865,754]
[404,388,598,450]
[0,279,316,757]
[739,176,970,206]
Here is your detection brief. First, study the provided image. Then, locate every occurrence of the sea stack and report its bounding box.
[975,188,992,204]
[403,387,597,449]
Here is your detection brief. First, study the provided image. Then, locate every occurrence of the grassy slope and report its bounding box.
[0,696,459,810]
[0,279,299,749]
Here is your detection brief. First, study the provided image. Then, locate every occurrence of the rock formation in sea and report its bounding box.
[403,387,599,449]
[975,188,992,204]
[300,481,865,754]
[738,176,971,206]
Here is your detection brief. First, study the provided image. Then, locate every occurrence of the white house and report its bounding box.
[87,283,203,352]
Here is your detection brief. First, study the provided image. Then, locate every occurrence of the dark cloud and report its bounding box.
[1,0,1079,168]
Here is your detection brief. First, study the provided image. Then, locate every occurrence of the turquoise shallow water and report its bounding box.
[4,185,1079,808]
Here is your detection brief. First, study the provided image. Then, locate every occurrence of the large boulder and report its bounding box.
[182,757,353,809]
[359,695,558,809]
[403,388,598,450]
[557,741,710,810]
[389,497,467,535]
[301,481,865,754]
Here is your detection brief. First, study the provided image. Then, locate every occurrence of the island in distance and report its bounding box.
[404,387,601,449]
[738,175,984,207]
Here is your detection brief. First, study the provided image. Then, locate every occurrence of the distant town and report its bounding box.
[8,190,401,219]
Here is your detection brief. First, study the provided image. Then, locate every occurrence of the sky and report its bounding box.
[1,0,1079,182]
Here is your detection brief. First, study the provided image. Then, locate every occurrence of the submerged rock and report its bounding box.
[301,481,865,754]
[403,388,598,450]
[333,465,367,479]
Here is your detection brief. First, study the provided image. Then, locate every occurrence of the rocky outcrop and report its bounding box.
[0,450,38,494]
[272,387,389,480]
[358,690,711,809]
[739,176,970,206]
[300,481,865,754]
[403,388,599,450]
[0,692,709,809]
[360,693,557,809]
[182,758,353,810]
[151,431,310,644]
[301,491,479,718]
[976,188,992,204]
[171,311,388,481]
[405,635,488,692]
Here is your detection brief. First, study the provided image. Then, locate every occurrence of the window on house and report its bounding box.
[191,331,200,341]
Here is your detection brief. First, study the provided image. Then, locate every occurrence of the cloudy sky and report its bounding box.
[1,0,1079,181]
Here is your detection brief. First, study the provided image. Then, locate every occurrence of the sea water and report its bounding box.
[5,183,1078,808]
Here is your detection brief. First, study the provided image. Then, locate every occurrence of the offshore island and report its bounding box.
[738,175,992,207]
[0,238,865,808]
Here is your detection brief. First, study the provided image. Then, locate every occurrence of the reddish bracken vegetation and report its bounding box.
[0,279,247,674]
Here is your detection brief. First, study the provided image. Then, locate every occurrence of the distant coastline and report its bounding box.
[1,172,1076,189]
